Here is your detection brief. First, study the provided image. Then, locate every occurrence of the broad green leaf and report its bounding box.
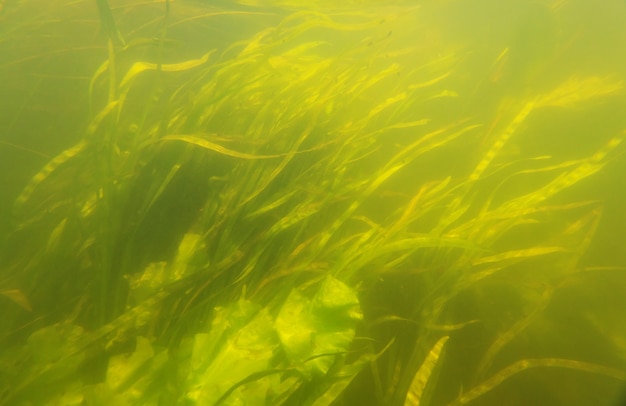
[186,300,279,405]
[276,276,362,377]
[106,336,155,392]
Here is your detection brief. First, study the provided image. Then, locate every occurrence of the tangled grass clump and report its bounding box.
[1,1,625,405]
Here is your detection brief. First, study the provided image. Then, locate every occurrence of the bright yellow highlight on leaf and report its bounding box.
[120,50,215,88]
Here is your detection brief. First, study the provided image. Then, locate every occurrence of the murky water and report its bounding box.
[1,1,625,405]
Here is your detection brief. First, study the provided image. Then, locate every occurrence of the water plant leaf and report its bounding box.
[275,276,362,377]
[95,0,125,46]
[13,139,88,209]
[469,101,536,183]
[119,50,216,88]
[0,289,32,312]
[160,134,288,159]
[449,358,626,406]
[471,246,568,266]
[404,335,449,406]
[186,300,278,405]
[537,75,623,108]
[106,336,155,392]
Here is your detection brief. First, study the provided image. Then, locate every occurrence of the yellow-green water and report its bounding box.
[1,0,626,405]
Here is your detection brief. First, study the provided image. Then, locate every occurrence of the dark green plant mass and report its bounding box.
[1,0,626,405]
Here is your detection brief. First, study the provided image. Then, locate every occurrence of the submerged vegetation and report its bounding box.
[1,0,626,404]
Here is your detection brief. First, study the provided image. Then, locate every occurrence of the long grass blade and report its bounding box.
[405,336,449,406]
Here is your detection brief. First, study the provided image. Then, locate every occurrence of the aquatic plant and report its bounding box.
[1,0,625,405]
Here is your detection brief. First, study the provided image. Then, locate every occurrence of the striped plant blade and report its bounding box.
[404,335,449,406]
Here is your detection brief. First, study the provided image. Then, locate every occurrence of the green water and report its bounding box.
[1,0,626,405]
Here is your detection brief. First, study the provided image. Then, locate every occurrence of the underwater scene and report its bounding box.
[1,0,626,404]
